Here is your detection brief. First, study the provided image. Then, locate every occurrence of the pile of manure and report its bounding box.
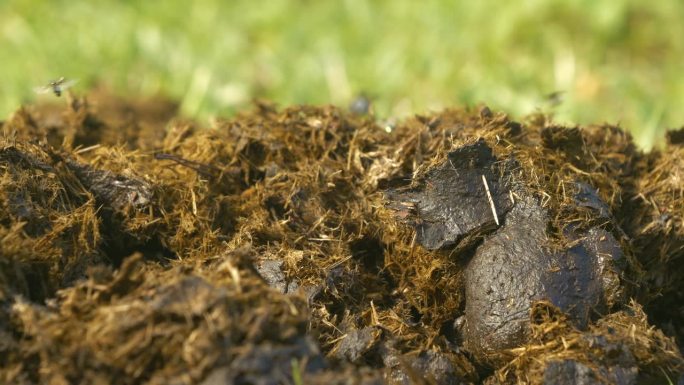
[0,93,682,384]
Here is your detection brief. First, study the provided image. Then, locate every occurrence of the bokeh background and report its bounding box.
[1,0,683,148]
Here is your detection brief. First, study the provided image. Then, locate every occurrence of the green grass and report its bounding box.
[1,0,683,148]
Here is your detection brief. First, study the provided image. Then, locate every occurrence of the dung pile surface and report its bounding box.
[0,93,682,384]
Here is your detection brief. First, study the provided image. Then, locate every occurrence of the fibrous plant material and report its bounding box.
[7,253,329,385]
[492,301,683,384]
[0,141,104,301]
[621,142,684,350]
[0,92,682,385]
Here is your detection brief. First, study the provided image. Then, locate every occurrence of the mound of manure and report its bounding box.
[0,94,682,384]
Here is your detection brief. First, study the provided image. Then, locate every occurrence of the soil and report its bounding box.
[0,92,683,384]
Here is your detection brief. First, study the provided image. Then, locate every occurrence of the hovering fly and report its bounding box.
[34,77,78,97]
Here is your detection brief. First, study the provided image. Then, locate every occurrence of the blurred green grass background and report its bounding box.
[1,0,683,148]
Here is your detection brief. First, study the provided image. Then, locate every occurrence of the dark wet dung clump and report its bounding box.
[387,139,516,250]
[0,93,682,384]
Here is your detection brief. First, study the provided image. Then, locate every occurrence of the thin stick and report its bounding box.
[190,188,198,216]
[74,144,101,154]
[370,300,379,326]
[482,174,499,226]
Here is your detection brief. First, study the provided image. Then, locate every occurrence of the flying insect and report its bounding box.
[34,77,78,97]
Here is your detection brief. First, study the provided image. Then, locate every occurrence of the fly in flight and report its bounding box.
[34,77,78,97]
